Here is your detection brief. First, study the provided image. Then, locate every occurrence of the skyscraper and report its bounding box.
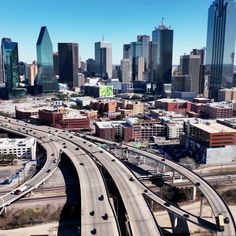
[1,38,19,98]
[35,26,58,93]
[180,54,201,93]
[151,24,173,95]
[95,41,112,79]
[206,0,236,101]
[0,53,3,85]
[137,35,150,71]
[121,59,132,83]
[123,44,131,59]
[58,43,79,87]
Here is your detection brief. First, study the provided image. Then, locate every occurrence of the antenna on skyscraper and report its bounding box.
[161,17,164,26]
[102,34,105,41]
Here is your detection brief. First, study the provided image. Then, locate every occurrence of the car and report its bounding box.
[183,214,189,218]
[46,169,51,173]
[70,136,73,138]
[196,182,200,187]
[75,147,80,150]
[51,153,54,156]
[111,159,115,162]
[129,177,135,182]
[164,202,170,207]
[14,189,21,195]
[63,146,67,148]
[90,210,95,216]
[88,144,92,147]
[224,217,230,224]
[80,162,84,166]
[62,142,66,145]
[83,141,86,144]
[91,228,96,235]
[100,150,103,153]
[161,158,165,161]
[98,195,104,201]
[143,189,148,193]
[102,213,108,220]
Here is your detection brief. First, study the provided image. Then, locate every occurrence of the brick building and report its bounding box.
[38,109,90,130]
[155,99,191,113]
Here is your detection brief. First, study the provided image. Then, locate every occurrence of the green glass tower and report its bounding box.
[1,38,20,99]
[35,26,58,93]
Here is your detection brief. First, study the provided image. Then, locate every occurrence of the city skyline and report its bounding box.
[1,0,213,64]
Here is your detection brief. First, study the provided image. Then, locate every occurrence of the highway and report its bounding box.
[0,117,121,236]
[0,116,235,235]
[63,134,218,233]
[81,134,236,236]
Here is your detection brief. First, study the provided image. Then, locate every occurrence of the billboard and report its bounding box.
[99,86,113,98]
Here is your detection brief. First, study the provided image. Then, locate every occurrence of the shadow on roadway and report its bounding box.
[57,153,81,236]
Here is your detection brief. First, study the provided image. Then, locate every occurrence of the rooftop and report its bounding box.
[156,98,188,103]
[192,122,236,134]
[0,138,36,147]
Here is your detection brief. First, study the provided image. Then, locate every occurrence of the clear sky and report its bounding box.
[0,0,213,65]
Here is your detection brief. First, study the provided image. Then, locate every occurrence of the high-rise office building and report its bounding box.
[1,38,19,98]
[137,35,150,71]
[151,24,173,94]
[27,62,38,86]
[206,0,236,101]
[53,52,59,76]
[121,59,132,83]
[133,57,145,81]
[58,43,79,87]
[35,26,58,93]
[95,41,112,79]
[123,44,131,59]
[86,59,96,76]
[0,53,3,84]
[180,54,201,93]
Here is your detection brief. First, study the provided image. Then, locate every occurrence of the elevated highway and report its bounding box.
[0,116,235,235]
[0,118,120,236]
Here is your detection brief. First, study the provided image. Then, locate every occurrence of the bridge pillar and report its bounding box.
[200,196,204,217]
[162,164,166,173]
[172,170,175,183]
[192,186,196,201]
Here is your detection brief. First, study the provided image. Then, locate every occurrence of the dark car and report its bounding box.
[90,210,95,216]
[91,228,96,235]
[98,195,104,201]
[14,189,21,195]
[196,182,200,187]
[102,213,108,220]
[129,177,135,182]
[164,202,170,207]
[75,147,80,150]
[183,214,189,218]
[46,169,51,173]
[224,217,230,224]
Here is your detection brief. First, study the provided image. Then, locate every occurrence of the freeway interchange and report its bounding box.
[0,115,235,236]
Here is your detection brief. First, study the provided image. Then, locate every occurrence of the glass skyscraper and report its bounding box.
[206,0,236,101]
[58,43,79,87]
[35,26,58,93]
[1,38,19,98]
[95,41,112,79]
[151,25,173,95]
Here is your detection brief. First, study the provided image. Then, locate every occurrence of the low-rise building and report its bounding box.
[183,119,236,164]
[0,137,36,160]
[218,88,236,102]
[201,102,234,119]
[155,98,191,113]
[38,108,90,130]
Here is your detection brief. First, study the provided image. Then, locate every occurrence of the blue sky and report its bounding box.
[0,0,213,64]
